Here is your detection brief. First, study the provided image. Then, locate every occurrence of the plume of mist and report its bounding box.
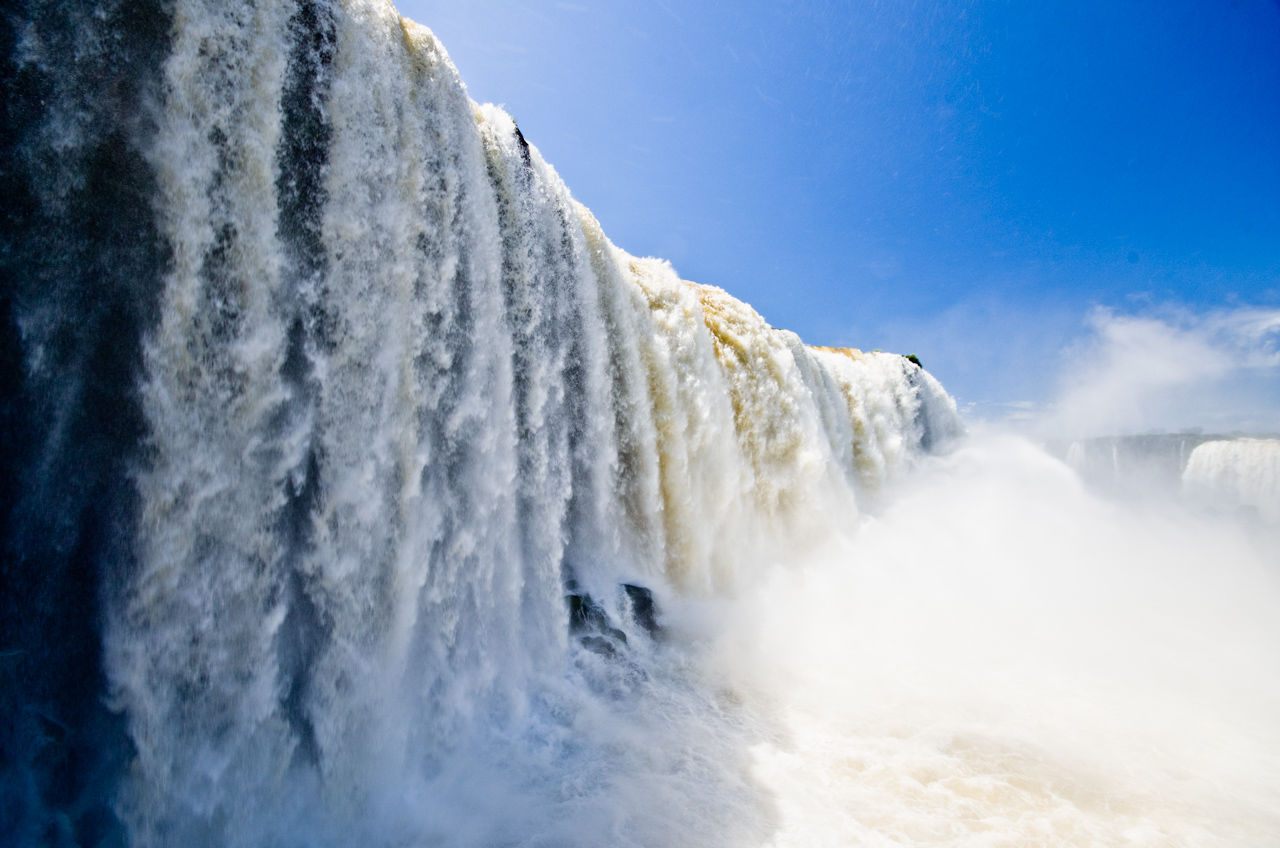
[714,431,1280,845]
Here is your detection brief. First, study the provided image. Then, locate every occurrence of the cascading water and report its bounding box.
[5,2,1279,846]
[1183,438,1280,524]
[2,2,958,844]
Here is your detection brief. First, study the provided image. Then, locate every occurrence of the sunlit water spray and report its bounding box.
[719,432,1280,846]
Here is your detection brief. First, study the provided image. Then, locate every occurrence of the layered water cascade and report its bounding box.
[3,2,1278,847]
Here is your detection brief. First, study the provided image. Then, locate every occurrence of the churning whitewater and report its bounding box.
[4,2,1279,847]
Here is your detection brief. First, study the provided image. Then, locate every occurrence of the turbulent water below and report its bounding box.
[2,1,1278,846]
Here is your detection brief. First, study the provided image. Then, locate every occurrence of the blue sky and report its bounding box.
[399,0,1280,432]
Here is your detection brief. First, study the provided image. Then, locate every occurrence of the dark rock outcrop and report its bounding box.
[622,584,660,637]
[565,581,662,657]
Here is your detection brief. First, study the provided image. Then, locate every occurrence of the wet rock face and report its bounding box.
[568,592,628,644]
[622,584,659,637]
[566,582,661,656]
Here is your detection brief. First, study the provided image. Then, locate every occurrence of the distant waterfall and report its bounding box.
[1053,434,1280,522]
[1056,434,1210,497]
[1,1,958,844]
[1183,439,1280,523]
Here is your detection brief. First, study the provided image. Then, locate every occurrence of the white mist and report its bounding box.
[715,431,1280,846]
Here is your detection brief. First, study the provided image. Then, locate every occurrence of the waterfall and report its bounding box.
[1052,433,1280,523]
[1054,433,1212,498]
[1,1,958,844]
[1183,438,1280,524]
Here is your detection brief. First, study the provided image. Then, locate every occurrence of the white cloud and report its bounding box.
[1038,306,1280,438]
